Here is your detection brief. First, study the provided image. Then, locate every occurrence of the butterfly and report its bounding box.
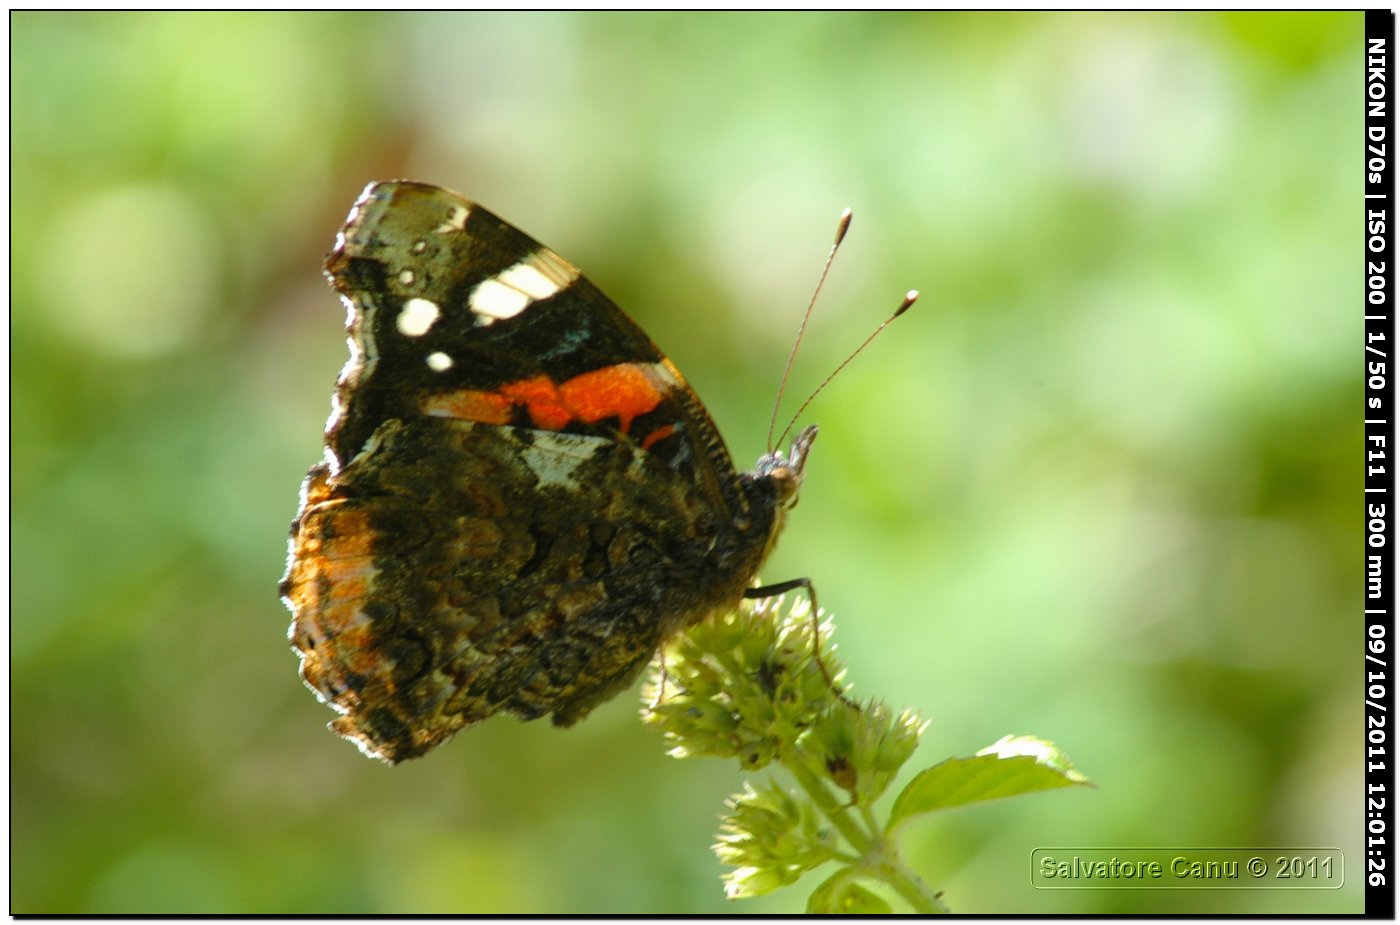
[280,181,843,762]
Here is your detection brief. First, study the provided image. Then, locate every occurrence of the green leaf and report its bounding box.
[807,872,894,914]
[888,735,1093,830]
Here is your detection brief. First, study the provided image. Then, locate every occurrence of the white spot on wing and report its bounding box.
[498,261,564,300]
[468,278,530,324]
[436,205,469,233]
[649,359,686,391]
[396,297,440,337]
[518,432,605,490]
[467,247,581,325]
[426,351,453,371]
[523,445,585,488]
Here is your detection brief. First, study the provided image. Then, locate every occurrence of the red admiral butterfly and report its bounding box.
[281,181,907,762]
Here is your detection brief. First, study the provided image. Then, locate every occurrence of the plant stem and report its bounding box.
[785,748,949,914]
[858,802,881,834]
[783,751,874,855]
[869,853,951,914]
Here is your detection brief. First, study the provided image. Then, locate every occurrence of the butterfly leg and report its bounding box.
[743,578,857,709]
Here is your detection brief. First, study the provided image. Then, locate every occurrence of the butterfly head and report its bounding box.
[754,424,819,511]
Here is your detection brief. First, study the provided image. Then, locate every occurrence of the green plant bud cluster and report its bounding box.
[713,778,836,899]
[641,595,845,769]
[800,700,927,806]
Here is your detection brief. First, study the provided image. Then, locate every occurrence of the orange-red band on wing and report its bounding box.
[557,365,665,432]
[640,423,677,450]
[421,363,669,435]
[421,388,513,424]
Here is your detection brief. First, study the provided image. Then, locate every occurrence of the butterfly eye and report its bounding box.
[766,465,803,507]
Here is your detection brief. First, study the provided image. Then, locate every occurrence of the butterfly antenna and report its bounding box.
[773,289,919,449]
[766,208,853,452]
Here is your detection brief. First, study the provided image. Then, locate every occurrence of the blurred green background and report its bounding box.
[12,11,1362,914]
